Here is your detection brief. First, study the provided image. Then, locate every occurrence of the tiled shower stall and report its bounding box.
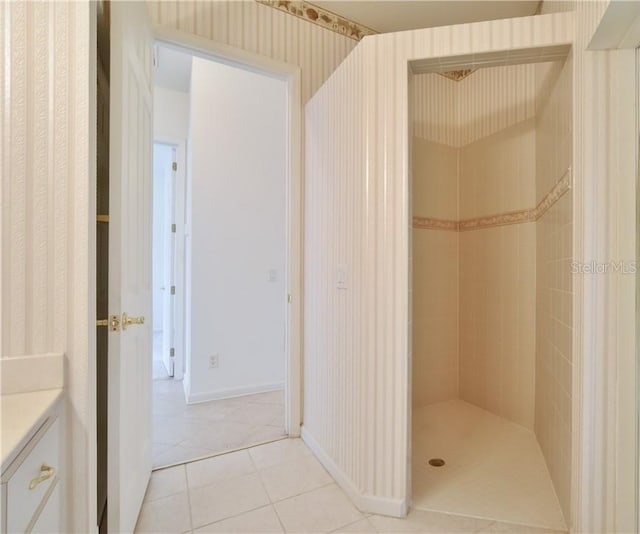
[410,57,572,529]
[303,9,574,530]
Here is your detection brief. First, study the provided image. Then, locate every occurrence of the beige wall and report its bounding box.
[412,61,571,442]
[457,118,537,429]
[411,69,539,430]
[412,138,459,407]
[458,222,537,428]
[534,55,573,520]
[459,120,537,219]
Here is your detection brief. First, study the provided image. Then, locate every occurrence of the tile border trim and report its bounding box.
[413,217,459,231]
[535,167,572,221]
[459,207,537,231]
[438,69,478,82]
[412,167,571,231]
[255,1,478,82]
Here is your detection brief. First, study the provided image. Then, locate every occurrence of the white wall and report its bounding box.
[188,57,287,401]
[154,87,190,140]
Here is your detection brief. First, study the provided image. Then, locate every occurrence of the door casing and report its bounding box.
[153,26,303,437]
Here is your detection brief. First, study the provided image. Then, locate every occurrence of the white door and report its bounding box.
[108,1,154,532]
[152,143,176,377]
[162,147,176,376]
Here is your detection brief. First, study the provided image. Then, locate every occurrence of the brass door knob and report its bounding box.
[121,312,145,330]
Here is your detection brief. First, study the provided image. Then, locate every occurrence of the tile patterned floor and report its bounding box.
[412,400,566,531]
[152,379,285,468]
[136,438,568,534]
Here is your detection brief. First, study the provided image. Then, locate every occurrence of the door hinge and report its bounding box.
[170,347,175,358]
[171,223,176,233]
[287,294,292,303]
[171,285,176,295]
[172,161,177,171]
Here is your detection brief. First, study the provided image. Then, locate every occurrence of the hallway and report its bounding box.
[152,380,285,468]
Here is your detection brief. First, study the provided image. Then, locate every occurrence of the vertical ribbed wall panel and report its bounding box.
[571,2,614,532]
[412,73,458,146]
[1,1,71,358]
[412,64,537,148]
[3,2,94,530]
[458,64,536,146]
[147,0,356,103]
[304,12,573,514]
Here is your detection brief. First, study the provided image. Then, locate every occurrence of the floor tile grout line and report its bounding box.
[247,447,274,503]
[190,473,269,528]
[190,503,278,533]
[154,434,289,471]
[271,503,288,533]
[183,464,195,533]
[329,515,378,533]
[185,456,258,493]
[273,480,337,505]
[261,475,336,506]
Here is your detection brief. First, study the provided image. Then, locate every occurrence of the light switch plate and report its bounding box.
[337,264,348,289]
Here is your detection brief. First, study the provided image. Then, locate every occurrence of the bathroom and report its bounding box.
[410,54,572,529]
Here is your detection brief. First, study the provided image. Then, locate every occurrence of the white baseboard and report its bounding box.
[301,426,407,518]
[186,382,284,405]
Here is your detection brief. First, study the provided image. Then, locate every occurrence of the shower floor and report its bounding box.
[412,400,566,531]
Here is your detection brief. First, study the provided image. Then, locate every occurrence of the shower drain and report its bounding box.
[428,458,446,467]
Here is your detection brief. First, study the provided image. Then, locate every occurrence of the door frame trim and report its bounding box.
[153,137,187,382]
[574,6,639,532]
[153,26,303,436]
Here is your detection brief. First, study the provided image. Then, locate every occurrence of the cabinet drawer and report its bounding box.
[28,479,61,534]
[6,418,60,534]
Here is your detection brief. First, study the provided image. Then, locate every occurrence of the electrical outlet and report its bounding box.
[209,354,219,369]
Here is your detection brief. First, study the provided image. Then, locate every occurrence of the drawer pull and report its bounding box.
[29,464,55,490]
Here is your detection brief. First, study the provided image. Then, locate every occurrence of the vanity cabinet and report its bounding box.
[1,415,62,533]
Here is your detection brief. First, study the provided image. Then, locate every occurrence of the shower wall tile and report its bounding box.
[459,222,536,429]
[534,54,573,521]
[412,136,459,407]
[412,228,459,407]
[412,137,459,221]
[459,119,537,219]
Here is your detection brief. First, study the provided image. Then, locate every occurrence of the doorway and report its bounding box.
[152,142,178,380]
[150,41,301,469]
[409,52,571,530]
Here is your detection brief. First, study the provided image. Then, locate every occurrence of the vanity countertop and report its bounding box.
[1,388,63,474]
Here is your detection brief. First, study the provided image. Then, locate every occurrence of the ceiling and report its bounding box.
[154,45,192,93]
[311,1,540,34]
